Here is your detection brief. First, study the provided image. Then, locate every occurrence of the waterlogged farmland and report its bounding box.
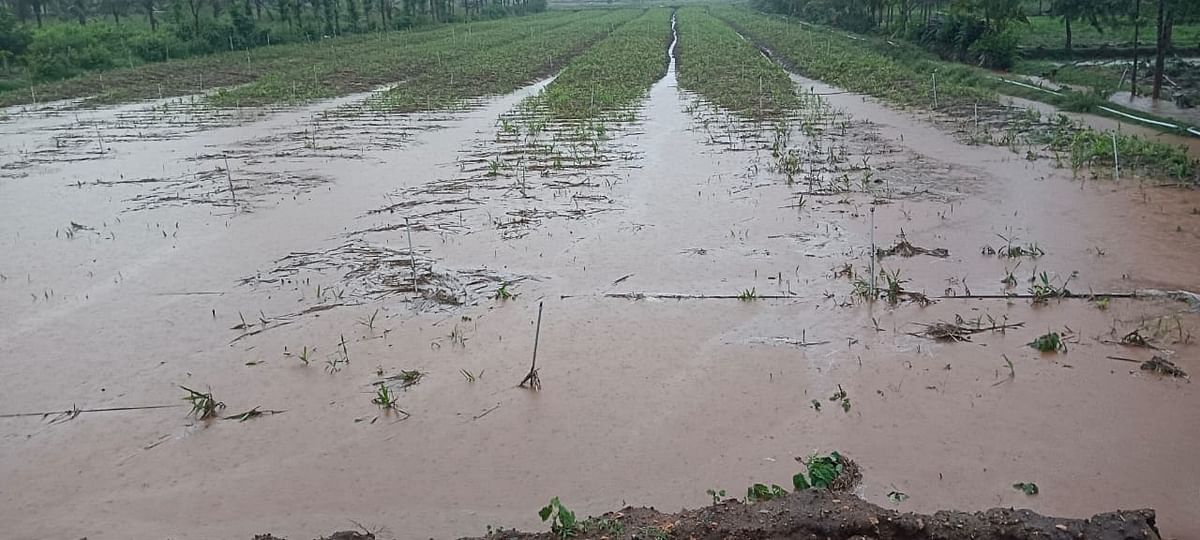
[2,5,1200,540]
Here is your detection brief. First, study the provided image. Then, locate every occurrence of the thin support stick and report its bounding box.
[223,155,237,205]
[869,206,876,297]
[1112,133,1121,181]
[931,71,938,110]
[406,217,418,300]
[0,403,183,420]
[520,302,544,391]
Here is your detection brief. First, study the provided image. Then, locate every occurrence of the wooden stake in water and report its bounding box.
[519,302,544,391]
[869,206,876,297]
[406,217,417,299]
[1112,132,1120,181]
[223,155,237,205]
[931,70,938,110]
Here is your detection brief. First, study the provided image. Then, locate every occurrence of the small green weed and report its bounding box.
[794,452,846,490]
[828,384,851,413]
[745,483,788,502]
[1028,271,1072,303]
[372,384,399,410]
[1028,332,1067,353]
[538,497,578,539]
[1013,482,1039,495]
[495,283,518,301]
[180,386,225,420]
[738,288,759,301]
[584,517,623,535]
[706,488,727,504]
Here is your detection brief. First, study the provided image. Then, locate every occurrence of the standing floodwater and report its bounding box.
[1,5,1199,540]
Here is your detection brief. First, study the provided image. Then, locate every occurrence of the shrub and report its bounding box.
[969,28,1019,69]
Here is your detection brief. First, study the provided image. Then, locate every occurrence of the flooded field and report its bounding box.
[2,10,1199,540]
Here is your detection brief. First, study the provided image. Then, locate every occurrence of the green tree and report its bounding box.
[1048,0,1119,53]
[1151,0,1199,98]
[0,6,32,69]
[231,0,256,46]
[952,0,1026,29]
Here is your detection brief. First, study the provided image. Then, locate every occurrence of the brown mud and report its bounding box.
[2,23,1200,540]
[258,490,1162,540]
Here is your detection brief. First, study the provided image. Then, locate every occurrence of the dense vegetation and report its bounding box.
[718,4,1197,181]
[716,4,992,109]
[536,6,670,117]
[675,6,797,117]
[0,0,545,90]
[0,9,640,107]
[750,0,1199,99]
[368,8,639,110]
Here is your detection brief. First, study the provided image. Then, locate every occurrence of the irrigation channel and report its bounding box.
[2,11,1200,540]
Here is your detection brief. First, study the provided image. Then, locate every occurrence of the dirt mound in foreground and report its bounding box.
[257,489,1161,540]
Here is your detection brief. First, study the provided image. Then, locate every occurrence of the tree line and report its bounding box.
[0,0,545,85]
[4,0,542,29]
[752,0,1198,99]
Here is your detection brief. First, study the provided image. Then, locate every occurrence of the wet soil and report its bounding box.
[3,22,1200,540]
[258,490,1162,540]
[468,490,1160,540]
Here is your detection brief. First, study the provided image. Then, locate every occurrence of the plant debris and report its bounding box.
[876,236,949,259]
[913,315,1024,342]
[1141,356,1187,378]
[223,407,284,422]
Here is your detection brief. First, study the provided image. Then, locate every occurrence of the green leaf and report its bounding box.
[1013,482,1039,496]
[792,472,810,491]
[807,455,840,488]
[747,483,772,502]
[539,504,554,522]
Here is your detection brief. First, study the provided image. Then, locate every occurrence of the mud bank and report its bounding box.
[258,491,1161,540]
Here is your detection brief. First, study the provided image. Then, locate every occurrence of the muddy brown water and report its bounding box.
[2,38,1200,540]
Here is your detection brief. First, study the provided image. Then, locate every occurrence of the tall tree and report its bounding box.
[184,0,202,33]
[107,0,124,23]
[953,0,1026,29]
[1131,0,1140,97]
[142,0,156,29]
[1152,0,1166,98]
[1048,0,1117,54]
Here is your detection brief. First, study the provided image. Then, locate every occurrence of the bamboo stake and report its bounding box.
[519,301,544,391]
[223,155,237,205]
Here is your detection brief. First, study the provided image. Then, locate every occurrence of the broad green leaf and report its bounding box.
[792,472,810,491]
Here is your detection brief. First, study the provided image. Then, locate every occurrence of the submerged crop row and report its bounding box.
[3,12,583,107]
[210,10,640,109]
[536,7,673,118]
[715,6,1197,183]
[675,7,797,119]
[370,9,643,111]
[711,5,992,111]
